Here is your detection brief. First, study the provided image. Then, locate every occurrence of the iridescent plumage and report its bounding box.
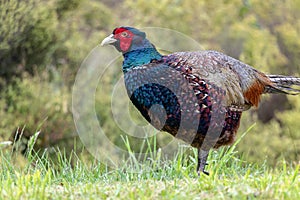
[101,27,300,175]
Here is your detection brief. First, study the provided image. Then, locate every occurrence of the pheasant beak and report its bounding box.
[101,34,117,46]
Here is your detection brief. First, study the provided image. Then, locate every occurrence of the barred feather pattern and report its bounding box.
[265,75,300,95]
[124,53,244,149]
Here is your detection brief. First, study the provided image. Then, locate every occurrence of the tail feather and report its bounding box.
[265,75,300,95]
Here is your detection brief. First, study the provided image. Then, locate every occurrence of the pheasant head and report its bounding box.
[101,27,149,53]
[101,27,162,72]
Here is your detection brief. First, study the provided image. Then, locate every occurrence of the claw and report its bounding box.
[202,170,209,176]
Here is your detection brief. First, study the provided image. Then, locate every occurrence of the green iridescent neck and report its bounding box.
[122,40,162,73]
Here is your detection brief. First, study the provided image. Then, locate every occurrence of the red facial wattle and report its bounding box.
[113,28,134,52]
[119,36,132,52]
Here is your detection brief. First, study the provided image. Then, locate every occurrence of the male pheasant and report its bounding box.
[101,27,300,175]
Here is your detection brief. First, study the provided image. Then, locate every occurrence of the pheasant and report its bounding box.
[101,26,300,175]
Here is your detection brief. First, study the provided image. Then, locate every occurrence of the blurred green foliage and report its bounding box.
[0,72,75,153]
[0,0,299,164]
[0,0,58,82]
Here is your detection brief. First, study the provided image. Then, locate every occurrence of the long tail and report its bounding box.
[264,75,300,95]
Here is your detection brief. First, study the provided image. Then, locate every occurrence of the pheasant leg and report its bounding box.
[197,149,209,176]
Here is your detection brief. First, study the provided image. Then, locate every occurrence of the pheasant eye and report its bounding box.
[121,32,129,37]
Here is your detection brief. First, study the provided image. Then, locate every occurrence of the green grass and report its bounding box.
[0,127,299,200]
